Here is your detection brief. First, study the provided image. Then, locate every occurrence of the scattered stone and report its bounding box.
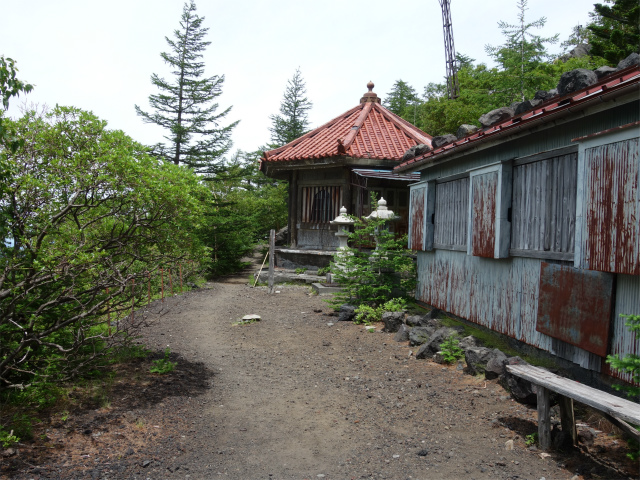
[433,351,446,364]
[458,335,480,351]
[405,315,424,327]
[382,312,404,333]
[322,340,331,347]
[125,447,135,456]
[242,314,261,322]
[409,326,433,346]
[479,107,515,128]
[464,347,494,375]
[534,89,557,102]
[402,143,432,161]
[142,460,151,468]
[456,124,479,139]
[514,99,542,115]
[2,448,16,457]
[415,327,458,359]
[394,324,410,342]
[505,439,514,451]
[274,225,288,245]
[431,134,458,149]
[578,428,595,446]
[485,349,508,380]
[499,357,537,405]
[417,448,429,456]
[616,52,640,70]
[424,308,441,320]
[560,43,591,62]
[593,65,616,79]
[338,305,356,322]
[557,69,598,96]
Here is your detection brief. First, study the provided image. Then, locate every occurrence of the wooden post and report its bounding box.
[131,279,135,326]
[169,269,173,296]
[161,268,164,302]
[148,271,151,305]
[537,386,551,450]
[179,264,183,293]
[268,229,275,294]
[559,396,577,446]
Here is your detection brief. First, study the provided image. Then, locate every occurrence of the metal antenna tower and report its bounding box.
[439,0,459,99]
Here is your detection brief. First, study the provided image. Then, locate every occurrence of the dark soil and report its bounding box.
[1,281,638,480]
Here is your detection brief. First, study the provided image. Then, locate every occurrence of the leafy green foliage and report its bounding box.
[135,1,237,172]
[317,266,330,276]
[383,80,420,120]
[1,106,209,388]
[439,335,464,364]
[0,427,19,448]
[149,348,177,374]
[330,200,416,308]
[588,0,640,64]
[606,314,640,400]
[484,0,559,103]
[200,150,288,276]
[269,68,312,148]
[525,432,538,446]
[354,298,407,324]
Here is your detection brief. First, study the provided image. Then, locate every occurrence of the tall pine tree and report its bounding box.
[383,80,420,121]
[135,1,237,175]
[485,0,558,102]
[269,68,312,148]
[588,0,640,64]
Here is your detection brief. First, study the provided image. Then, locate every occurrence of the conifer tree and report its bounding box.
[588,0,640,64]
[269,68,312,148]
[485,0,558,102]
[383,80,420,121]
[135,1,238,175]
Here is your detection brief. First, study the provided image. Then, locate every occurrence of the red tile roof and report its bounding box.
[262,83,432,164]
[394,65,640,173]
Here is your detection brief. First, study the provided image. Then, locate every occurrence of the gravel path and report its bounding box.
[2,281,635,479]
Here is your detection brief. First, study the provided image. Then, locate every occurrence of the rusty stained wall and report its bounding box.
[583,137,640,275]
[416,250,602,370]
[471,172,497,258]
[409,185,425,251]
[536,263,613,357]
[607,274,640,383]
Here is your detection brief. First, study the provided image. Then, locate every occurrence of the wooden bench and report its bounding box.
[506,364,640,450]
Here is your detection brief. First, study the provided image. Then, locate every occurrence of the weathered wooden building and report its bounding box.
[396,65,640,385]
[261,82,431,268]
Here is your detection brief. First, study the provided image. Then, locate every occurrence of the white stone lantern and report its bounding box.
[330,206,355,250]
[365,197,399,250]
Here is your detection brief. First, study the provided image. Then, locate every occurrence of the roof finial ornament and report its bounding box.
[360,80,380,104]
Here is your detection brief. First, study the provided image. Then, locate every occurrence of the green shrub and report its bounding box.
[295,268,308,274]
[607,314,640,400]
[439,335,464,364]
[317,266,330,276]
[149,348,177,374]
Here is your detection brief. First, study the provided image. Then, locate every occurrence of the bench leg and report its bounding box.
[558,396,577,447]
[537,386,551,450]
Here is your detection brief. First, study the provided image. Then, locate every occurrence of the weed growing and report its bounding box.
[149,348,177,374]
[439,335,464,364]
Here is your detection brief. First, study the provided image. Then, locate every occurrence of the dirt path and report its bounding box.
[2,282,636,479]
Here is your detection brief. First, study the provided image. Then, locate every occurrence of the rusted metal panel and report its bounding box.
[536,262,613,357]
[434,177,469,248]
[416,251,602,370]
[471,172,497,257]
[583,138,640,274]
[409,185,425,251]
[511,153,578,255]
[606,274,640,384]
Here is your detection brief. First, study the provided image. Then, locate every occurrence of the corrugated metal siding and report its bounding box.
[434,178,469,248]
[471,172,497,257]
[536,263,613,357]
[416,250,602,370]
[608,274,640,384]
[511,154,577,253]
[583,138,640,275]
[409,185,425,251]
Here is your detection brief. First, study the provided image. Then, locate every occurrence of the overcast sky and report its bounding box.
[3,0,599,155]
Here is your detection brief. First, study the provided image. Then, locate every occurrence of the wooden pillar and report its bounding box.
[537,386,551,450]
[559,396,577,446]
[268,229,275,294]
[289,171,298,247]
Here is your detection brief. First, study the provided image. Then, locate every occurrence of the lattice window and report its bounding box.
[301,186,342,224]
